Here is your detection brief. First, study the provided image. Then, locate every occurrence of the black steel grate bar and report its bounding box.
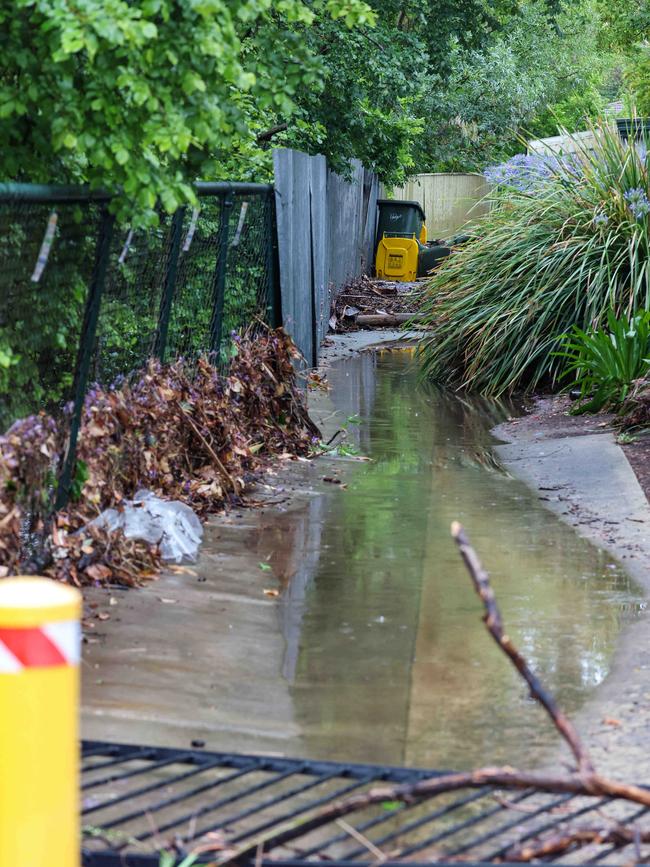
[208,774,378,845]
[224,770,344,843]
[132,766,303,843]
[585,806,650,863]
[80,743,650,867]
[394,790,536,859]
[82,744,122,760]
[298,801,411,859]
[82,741,427,782]
[81,748,157,774]
[483,797,611,862]
[248,775,418,856]
[82,757,225,816]
[93,763,260,832]
[445,793,575,859]
[340,789,493,860]
[82,752,192,791]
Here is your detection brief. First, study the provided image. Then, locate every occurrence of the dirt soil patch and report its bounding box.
[622,434,650,503]
[504,394,617,438]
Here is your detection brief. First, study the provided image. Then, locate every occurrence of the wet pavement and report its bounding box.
[82,349,644,771]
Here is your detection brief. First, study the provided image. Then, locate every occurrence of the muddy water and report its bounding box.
[272,350,642,770]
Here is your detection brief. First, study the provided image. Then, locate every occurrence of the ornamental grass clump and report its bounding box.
[417,123,650,396]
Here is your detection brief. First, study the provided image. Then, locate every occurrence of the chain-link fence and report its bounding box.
[0,181,281,511]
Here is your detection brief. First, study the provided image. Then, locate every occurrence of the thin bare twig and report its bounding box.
[505,823,650,862]
[451,521,594,777]
[335,819,387,861]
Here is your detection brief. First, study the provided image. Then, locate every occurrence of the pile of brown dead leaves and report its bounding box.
[0,329,320,588]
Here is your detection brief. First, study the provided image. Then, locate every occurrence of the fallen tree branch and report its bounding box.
[505,823,650,861]
[256,123,288,144]
[212,523,650,865]
[452,521,594,776]
[355,313,424,327]
[214,769,650,865]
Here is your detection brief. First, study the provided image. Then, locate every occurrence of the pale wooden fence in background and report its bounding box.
[392,172,491,240]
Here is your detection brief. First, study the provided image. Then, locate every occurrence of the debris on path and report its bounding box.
[329,275,426,332]
[89,490,203,564]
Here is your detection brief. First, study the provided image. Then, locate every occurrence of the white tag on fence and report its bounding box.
[31,211,58,282]
[182,207,200,253]
[118,228,134,265]
[231,202,248,248]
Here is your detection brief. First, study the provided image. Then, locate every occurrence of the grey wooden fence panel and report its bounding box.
[361,170,380,273]
[309,156,329,351]
[274,149,378,365]
[274,149,314,365]
[327,160,365,292]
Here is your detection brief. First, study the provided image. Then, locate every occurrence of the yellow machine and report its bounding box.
[374,199,449,282]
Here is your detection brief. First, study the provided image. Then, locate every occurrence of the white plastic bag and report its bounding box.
[89,489,203,563]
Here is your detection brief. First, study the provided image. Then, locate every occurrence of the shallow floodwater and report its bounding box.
[275,349,642,770]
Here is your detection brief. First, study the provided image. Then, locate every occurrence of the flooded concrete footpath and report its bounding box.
[82,332,648,775]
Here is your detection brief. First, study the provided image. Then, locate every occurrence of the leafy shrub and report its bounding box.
[555,309,650,413]
[417,123,650,396]
[625,43,650,117]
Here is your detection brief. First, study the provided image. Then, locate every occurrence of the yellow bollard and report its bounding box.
[0,577,81,867]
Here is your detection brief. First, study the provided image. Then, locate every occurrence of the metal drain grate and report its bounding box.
[81,741,650,866]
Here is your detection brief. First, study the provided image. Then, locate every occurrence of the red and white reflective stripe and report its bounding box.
[0,621,80,671]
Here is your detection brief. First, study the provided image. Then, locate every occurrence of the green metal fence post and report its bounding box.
[209,194,234,357]
[154,207,185,362]
[266,190,283,329]
[55,207,115,510]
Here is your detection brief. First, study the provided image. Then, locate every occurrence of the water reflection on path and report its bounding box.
[271,350,642,770]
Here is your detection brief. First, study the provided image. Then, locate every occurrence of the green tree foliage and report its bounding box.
[223,0,525,184]
[0,0,618,199]
[414,0,605,172]
[0,0,375,224]
[595,0,650,52]
[625,43,650,115]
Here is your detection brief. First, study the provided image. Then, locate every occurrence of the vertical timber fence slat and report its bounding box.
[266,191,283,329]
[154,206,186,363]
[55,208,115,510]
[209,194,234,357]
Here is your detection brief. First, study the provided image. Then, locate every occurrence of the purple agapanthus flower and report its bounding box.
[484,153,559,193]
[592,212,609,227]
[624,187,650,220]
